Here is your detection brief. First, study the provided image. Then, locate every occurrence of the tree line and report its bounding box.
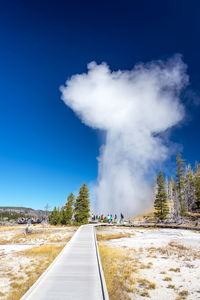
[154,152,200,221]
[0,211,33,222]
[49,183,90,225]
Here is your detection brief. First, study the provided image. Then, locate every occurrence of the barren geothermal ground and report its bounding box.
[96,226,200,300]
[0,225,77,299]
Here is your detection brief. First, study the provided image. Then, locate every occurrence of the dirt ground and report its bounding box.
[0,224,76,299]
[97,226,200,300]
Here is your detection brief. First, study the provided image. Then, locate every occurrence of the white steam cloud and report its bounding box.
[60,55,188,217]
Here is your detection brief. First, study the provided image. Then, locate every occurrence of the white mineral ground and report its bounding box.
[98,227,200,300]
[1,225,200,299]
[0,225,76,298]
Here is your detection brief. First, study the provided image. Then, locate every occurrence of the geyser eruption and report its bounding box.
[60,55,188,216]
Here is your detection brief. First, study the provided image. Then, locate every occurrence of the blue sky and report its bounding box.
[0,0,200,210]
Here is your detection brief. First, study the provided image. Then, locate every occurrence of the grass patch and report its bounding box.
[137,278,156,289]
[96,232,132,241]
[167,284,175,289]
[168,242,188,251]
[98,244,134,300]
[21,245,64,261]
[0,227,74,244]
[6,244,65,300]
[179,290,189,297]
[169,267,180,272]
[10,282,22,289]
[164,276,172,281]
[140,290,150,297]
[140,262,152,269]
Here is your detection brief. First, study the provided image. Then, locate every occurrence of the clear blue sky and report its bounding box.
[0,0,200,210]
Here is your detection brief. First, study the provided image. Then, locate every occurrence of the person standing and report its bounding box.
[120,213,124,224]
[110,214,113,224]
[114,214,117,224]
[107,214,110,224]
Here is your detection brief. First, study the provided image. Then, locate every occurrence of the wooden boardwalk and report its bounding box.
[21,225,109,300]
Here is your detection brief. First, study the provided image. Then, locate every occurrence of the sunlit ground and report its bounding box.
[0,225,76,300]
[97,226,200,300]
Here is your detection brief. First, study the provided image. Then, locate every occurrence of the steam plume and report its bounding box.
[60,55,188,216]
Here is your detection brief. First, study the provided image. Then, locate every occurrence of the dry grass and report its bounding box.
[0,226,75,244]
[0,226,21,231]
[168,242,188,251]
[167,284,175,289]
[137,278,156,289]
[153,241,200,261]
[140,262,152,269]
[164,276,172,281]
[169,267,180,272]
[98,244,158,299]
[10,231,66,243]
[21,244,64,259]
[6,244,64,300]
[96,232,132,241]
[179,290,189,297]
[98,245,134,300]
[140,290,150,297]
[0,226,75,300]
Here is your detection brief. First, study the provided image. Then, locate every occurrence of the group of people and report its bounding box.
[18,217,43,224]
[91,213,124,224]
[105,213,124,224]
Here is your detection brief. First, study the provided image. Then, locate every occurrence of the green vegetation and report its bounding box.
[49,206,60,225]
[74,183,90,224]
[0,211,33,222]
[49,183,90,225]
[176,152,186,216]
[64,193,75,224]
[0,206,33,210]
[194,163,200,209]
[154,171,169,221]
[154,152,200,221]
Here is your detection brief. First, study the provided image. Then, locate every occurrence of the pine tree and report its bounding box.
[167,177,175,219]
[184,164,195,212]
[172,177,181,221]
[194,163,200,210]
[49,206,59,225]
[63,193,75,224]
[154,171,169,221]
[176,152,186,216]
[74,183,90,224]
[59,206,65,225]
[152,181,157,200]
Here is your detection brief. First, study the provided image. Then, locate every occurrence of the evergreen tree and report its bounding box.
[49,206,59,225]
[74,183,90,224]
[176,152,186,216]
[167,177,175,219]
[63,193,75,224]
[184,164,195,212]
[194,163,200,210]
[154,171,169,221]
[58,206,65,225]
[152,181,157,200]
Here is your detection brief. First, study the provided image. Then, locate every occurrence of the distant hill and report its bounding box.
[0,206,48,218]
